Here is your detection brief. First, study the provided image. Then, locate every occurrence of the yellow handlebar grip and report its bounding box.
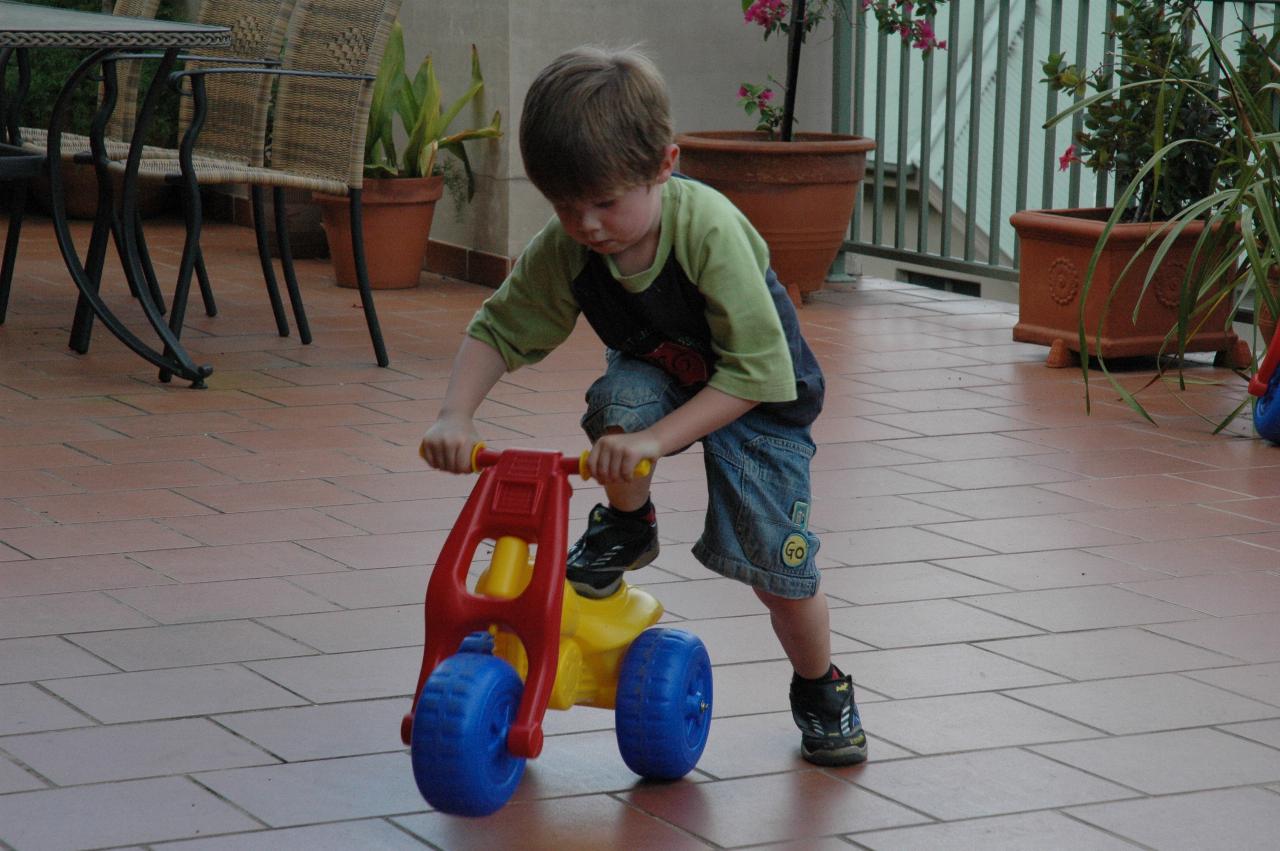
[578,450,652,480]
[469,442,487,473]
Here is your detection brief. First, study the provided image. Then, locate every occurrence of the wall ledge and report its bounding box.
[425,239,512,289]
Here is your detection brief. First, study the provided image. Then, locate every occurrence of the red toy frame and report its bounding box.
[400,447,582,758]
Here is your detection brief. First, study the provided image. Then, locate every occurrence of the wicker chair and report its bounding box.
[0,0,161,325]
[66,0,298,354]
[131,0,405,370]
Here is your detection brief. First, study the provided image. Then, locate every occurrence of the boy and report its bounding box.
[419,46,866,767]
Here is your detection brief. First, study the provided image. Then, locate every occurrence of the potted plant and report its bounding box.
[1010,0,1250,373]
[1234,28,1280,349]
[313,20,501,289]
[1085,10,1280,433]
[675,1,945,305]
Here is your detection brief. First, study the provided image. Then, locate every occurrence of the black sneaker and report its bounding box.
[565,502,659,598]
[789,665,868,767]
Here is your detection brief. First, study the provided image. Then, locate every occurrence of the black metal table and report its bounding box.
[0,0,229,385]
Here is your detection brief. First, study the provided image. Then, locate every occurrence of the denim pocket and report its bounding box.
[732,434,818,574]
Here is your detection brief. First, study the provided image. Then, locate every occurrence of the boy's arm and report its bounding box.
[420,336,509,474]
[588,385,757,483]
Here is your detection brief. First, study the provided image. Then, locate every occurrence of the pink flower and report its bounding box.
[911,19,942,50]
[738,85,750,98]
[1058,144,1082,172]
[744,0,788,28]
[758,88,775,103]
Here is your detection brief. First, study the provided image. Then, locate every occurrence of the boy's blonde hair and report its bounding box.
[520,45,673,203]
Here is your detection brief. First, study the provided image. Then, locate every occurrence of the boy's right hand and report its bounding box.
[420,415,482,474]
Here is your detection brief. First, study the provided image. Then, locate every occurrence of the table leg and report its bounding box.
[69,54,128,353]
[48,47,212,387]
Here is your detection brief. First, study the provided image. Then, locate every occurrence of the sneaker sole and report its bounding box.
[569,577,624,599]
[801,740,868,767]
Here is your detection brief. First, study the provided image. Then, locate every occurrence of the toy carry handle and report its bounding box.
[1249,321,1280,398]
[466,443,651,479]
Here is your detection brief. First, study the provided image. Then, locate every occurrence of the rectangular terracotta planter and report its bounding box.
[1011,207,1246,366]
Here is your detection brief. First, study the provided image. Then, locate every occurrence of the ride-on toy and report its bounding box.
[401,444,713,816]
[1250,319,1280,443]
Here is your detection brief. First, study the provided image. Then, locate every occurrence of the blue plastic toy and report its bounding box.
[1250,321,1280,443]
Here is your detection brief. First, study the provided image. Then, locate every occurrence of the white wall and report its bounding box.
[397,0,836,259]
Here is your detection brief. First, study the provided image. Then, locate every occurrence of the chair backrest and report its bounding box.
[180,0,298,166]
[104,0,164,141]
[268,0,403,190]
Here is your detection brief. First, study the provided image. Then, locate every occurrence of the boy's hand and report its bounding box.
[588,431,660,484]
[420,415,482,474]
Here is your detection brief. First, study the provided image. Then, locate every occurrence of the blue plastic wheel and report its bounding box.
[1256,369,1280,443]
[615,628,712,779]
[410,651,526,816]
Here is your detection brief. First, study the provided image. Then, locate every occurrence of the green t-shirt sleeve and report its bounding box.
[673,182,798,403]
[465,220,584,371]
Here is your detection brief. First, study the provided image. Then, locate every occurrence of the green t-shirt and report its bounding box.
[468,177,800,404]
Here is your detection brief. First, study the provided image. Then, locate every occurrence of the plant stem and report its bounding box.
[781,0,806,141]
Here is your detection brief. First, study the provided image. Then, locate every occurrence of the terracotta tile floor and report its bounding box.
[2,215,1280,850]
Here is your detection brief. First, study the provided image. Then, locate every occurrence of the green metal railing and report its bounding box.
[833,0,1280,288]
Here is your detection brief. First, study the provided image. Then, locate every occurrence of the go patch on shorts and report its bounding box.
[781,532,809,568]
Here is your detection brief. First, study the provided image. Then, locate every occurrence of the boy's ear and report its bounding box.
[655,143,679,183]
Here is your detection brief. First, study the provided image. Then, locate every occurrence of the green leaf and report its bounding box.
[362,22,502,190]
[365,20,407,172]
[435,45,486,140]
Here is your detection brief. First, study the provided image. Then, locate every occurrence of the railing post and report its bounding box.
[1040,0,1064,211]
[963,0,985,262]
[916,12,937,256]
[895,32,912,251]
[940,2,961,257]
[829,0,856,281]
[1014,0,1038,266]
[1067,0,1090,208]
[988,0,1012,266]
[851,0,868,255]
[1095,0,1117,209]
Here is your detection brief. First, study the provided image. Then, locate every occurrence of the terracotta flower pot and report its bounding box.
[1010,207,1249,368]
[314,175,444,290]
[674,131,876,305]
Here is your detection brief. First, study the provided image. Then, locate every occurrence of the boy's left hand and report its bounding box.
[588,431,660,484]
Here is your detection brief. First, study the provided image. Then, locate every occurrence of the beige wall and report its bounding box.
[398,0,835,260]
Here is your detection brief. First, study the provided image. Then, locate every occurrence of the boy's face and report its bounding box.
[550,144,679,262]
[552,184,662,256]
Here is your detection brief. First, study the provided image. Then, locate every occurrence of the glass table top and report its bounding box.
[0,0,229,47]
